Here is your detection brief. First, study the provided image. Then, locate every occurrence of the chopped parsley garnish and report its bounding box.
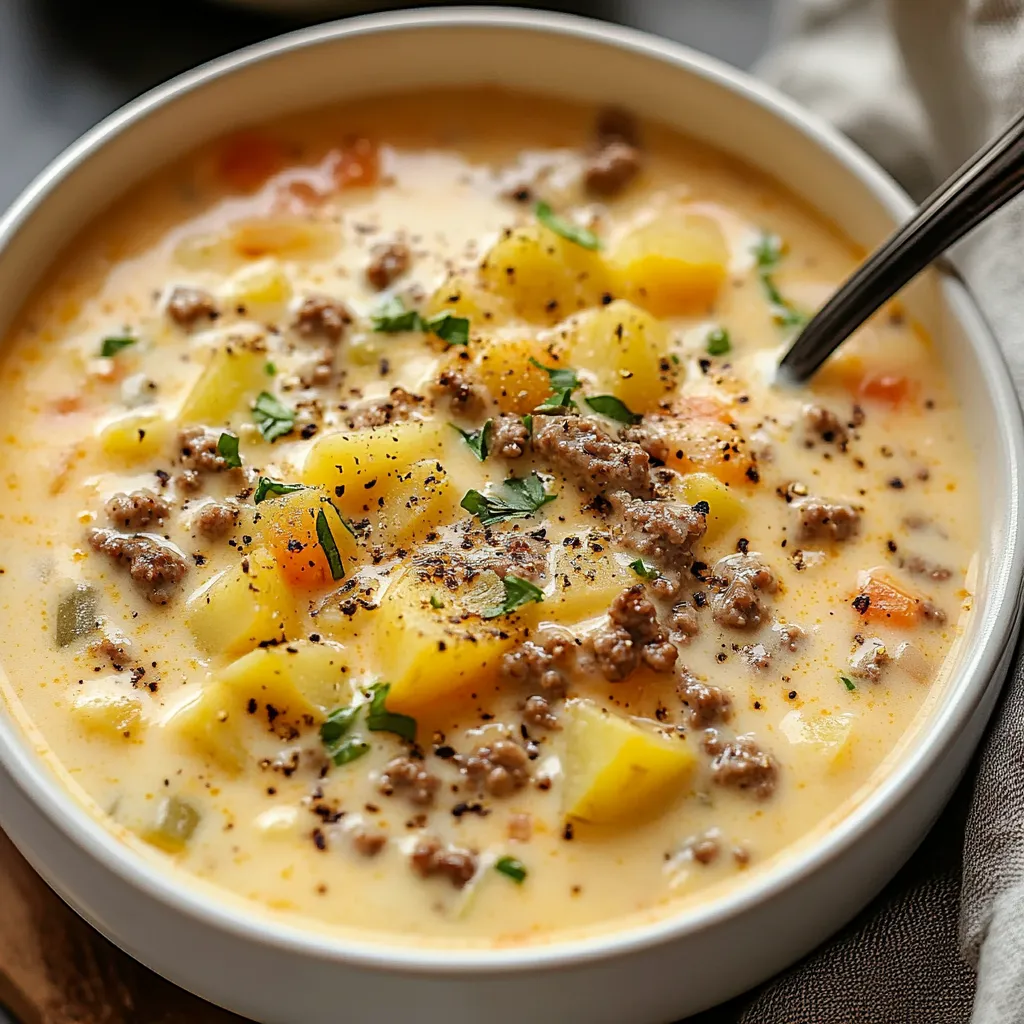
[429,594,444,609]
[366,683,417,743]
[529,357,581,392]
[253,476,305,504]
[706,327,731,356]
[629,558,660,581]
[454,419,492,461]
[535,200,601,251]
[315,507,346,582]
[494,856,527,883]
[483,574,544,619]
[264,361,277,376]
[252,391,295,442]
[371,297,469,345]
[752,232,806,329]
[536,386,577,412]
[521,414,533,437]
[584,394,642,424]
[216,432,242,469]
[840,675,856,692]
[320,705,362,766]
[461,473,556,527]
[99,335,136,358]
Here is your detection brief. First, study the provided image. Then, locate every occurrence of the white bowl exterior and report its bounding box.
[0,10,1021,1023]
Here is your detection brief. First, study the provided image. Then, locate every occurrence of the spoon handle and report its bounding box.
[778,108,1024,383]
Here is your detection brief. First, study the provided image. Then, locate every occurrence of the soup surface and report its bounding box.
[0,90,976,947]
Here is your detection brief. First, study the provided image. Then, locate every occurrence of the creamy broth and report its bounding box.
[0,90,976,946]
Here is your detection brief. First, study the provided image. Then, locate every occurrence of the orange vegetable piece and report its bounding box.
[330,137,380,190]
[851,572,922,627]
[675,394,734,424]
[218,134,286,193]
[858,373,917,407]
[272,178,330,215]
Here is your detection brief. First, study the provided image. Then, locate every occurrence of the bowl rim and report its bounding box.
[1,4,1022,975]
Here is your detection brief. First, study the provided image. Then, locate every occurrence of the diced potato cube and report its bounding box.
[546,543,636,625]
[178,344,268,427]
[301,420,450,518]
[250,487,363,590]
[472,335,562,414]
[610,212,728,317]
[479,225,609,322]
[375,567,536,715]
[649,399,756,487]
[562,699,696,825]
[780,710,855,771]
[223,258,292,314]
[71,687,143,738]
[186,549,291,656]
[142,796,201,853]
[565,300,672,413]
[310,570,382,647]
[168,640,352,771]
[425,272,510,324]
[98,411,172,465]
[373,459,459,549]
[674,472,746,543]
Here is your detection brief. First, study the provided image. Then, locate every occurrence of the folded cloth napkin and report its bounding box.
[692,2,1024,1021]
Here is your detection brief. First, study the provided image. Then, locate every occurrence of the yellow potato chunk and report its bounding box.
[186,549,291,656]
[98,411,171,465]
[178,344,268,427]
[471,335,562,414]
[223,258,293,314]
[565,300,672,413]
[71,688,143,738]
[611,212,728,317]
[301,420,449,518]
[562,699,696,825]
[674,472,747,543]
[425,272,509,324]
[375,567,536,715]
[546,543,636,625]
[168,640,352,771]
[373,459,459,549]
[780,710,855,771]
[480,224,609,322]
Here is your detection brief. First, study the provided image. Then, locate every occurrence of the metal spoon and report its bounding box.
[777,109,1024,384]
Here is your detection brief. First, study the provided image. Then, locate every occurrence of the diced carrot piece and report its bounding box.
[217,134,286,193]
[851,572,922,627]
[660,418,757,487]
[858,373,917,407]
[330,138,380,190]
[265,501,332,590]
[674,394,734,424]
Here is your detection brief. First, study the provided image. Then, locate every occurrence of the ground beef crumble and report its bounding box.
[104,489,171,531]
[378,756,439,806]
[455,738,531,797]
[410,838,478,888]
[534,416,653,498]
[502,625,578,696]
[677,668,731,727]
[795,498,860,542]
[614,494,707,572]
[708,552,777,630]
[194,500,239,539]
[345,387,426,430]
[87,529,188,604]
[491,413,530,459]
[431,366,483,415]
[705,731,778,799]
[522,694,561,730]
[802,404,848,446]
[352,829,387,857]
[293,294,352,341]
[588,585,678,681]
[849,637,891,681]
[365,240,411,290]
[166,286,218,328]
[585,107,643,197]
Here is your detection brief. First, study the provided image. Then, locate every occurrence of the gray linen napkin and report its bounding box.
[692,1,1024,1021]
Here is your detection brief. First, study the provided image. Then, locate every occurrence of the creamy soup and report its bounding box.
[0,90,976,947]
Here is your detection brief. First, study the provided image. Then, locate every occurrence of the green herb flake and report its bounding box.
[752,232,807,329]
[99,335,136,358]
[840,675,856,692]
[521,414,533,437]
[705,327,731,357]
[460,473,557,527]
[584,394,642,424]
[535,200,601,251]
[423,311,470,346]
[320,706,368,767]
[252,476,305,505]
[429,594,444,610]
[483,574,544,620]
[454,419,492,461]
[365,683,417,743]
[494,856,527,884]
[315,508,346,582]
[370,296,422,333]
[265,361,277,376]
[216,432,242,469]
[536,387,577,412]
[252,391,295,443]
[528,357,581,392]
[629,558,660,582]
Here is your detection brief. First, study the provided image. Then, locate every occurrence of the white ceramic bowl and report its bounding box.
[1,9,1022,1023]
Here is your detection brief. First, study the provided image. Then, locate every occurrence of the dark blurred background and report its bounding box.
[0,0,776,210]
